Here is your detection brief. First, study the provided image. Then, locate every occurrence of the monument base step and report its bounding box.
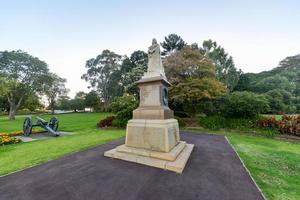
[104,143,194,174]
[116,141,186,161]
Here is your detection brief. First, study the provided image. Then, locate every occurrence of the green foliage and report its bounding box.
[120,51,148,95]
[111,95,138,126]
[174,116,186,127]
[42,73,68,114]
[21,93,44,112]
[0,50,49,120]
[84,90,100,111]
[161,34,186,55]
[222,91,270,118]
[81,50,123,110]
[0,96,9,112]
[170,78,227,104]
[164,46,216,83]
[164,47,227,116]
[266,89,296,113]
[254,75,295,93]
[200,39,242,91]
[234,54,299,114]
[111,118,128,128]
[69,92,86,112]
[199,115,255,130]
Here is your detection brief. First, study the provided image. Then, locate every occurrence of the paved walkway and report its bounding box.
[0,132,264,200]
[15,132,74,142]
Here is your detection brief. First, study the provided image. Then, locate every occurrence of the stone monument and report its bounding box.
[104,39,194,173]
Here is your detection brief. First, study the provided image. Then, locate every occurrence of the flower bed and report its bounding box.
[0,135,21,145]
[257,115,300,136]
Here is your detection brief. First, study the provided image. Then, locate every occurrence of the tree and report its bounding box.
[200,39,242,91]
[81,50,122,110]
[164,46,216,84]
[120,51,148,95]
[253,75,295,93]
[56,95,71,110]
[266,89,296,113]
[21,93,44,112]
[164,47,227,115]
[222,91,270,118]
[234,73,252,91]
[69,92,86,112]
[161,34,186,55]
[43,73,68,114]
[0,50,49,120]
[0,95,9,112]
[84,90,100,112]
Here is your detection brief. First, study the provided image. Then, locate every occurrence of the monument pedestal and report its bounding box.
[104,141,194,173]
[104,39,193,173]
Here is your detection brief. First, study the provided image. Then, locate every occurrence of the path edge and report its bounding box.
[225,136,267,200]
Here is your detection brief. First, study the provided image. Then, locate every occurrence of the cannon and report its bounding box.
[23,116,59,136]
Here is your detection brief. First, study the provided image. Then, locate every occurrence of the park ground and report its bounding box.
[0,113,299,200]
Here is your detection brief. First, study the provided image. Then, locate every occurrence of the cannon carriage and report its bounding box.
[23,116,59,136]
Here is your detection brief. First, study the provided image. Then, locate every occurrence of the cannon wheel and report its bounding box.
[49,117,59,132]
[23,117,33,136]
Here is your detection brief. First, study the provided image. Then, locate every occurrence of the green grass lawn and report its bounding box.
[0,113,125,175]
[1,113,299,200]
[186,128,300,200]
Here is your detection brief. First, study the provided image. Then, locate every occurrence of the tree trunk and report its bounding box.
[8,102,16,120]
[8,95,24,120]
[51,106,55,115]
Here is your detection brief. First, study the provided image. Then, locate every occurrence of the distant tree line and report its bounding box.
[1,34,299,121]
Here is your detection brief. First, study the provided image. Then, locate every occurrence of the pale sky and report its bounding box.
[1,0,299,97]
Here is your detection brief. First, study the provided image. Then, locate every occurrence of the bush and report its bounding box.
[0,135,21,145]
[174,116,186,127]
[110,95,138,127]
[222,91,270,118]
[199,115,255,130]
[97,116,115,128]
[256,116,278,128]
[112,118,128,128]
[278,115,300,136]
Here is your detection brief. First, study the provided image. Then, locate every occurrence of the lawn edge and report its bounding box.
[0,136,124,178]
[225,136,267,200]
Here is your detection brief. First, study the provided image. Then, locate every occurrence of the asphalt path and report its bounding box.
[0,132,264,200]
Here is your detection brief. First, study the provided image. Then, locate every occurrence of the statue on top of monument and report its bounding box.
[145,38,165,78]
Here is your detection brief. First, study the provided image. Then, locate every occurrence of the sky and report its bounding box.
[1,0,300,97]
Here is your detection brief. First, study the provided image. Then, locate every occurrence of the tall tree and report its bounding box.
[121,50,148,95]
[43,73,68,114]
[84,90,100,112]
[0,50,49,120]
[161,34,186,55]
[69,92,86,112]
[81,50,122,110]
[164,47,227,115]
[200,39,241,91]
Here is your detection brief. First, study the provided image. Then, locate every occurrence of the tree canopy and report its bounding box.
[0,50,49,119]
[161,34,186,55]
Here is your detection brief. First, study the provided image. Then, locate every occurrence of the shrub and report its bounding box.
[199,115,255,130]
[112,118,128,128]
[174,116,186,127]
[97,116,115,128]
[0,135,21,145]
[278,115,300,136]
[110,95,138,127]
[256,116,278,128]
[222,91,270,118]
